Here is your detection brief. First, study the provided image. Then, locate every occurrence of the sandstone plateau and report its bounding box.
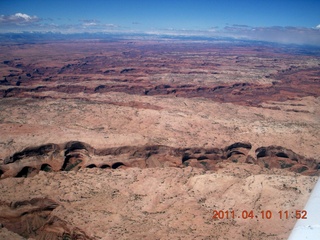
[0,39,319,239]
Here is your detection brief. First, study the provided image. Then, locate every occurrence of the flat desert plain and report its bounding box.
[0,40,319,239]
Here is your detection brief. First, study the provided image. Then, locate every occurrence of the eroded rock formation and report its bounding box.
[255,146,320,175]
[0,198,92,239]
[1,141,318,179]
[1,42,319,107]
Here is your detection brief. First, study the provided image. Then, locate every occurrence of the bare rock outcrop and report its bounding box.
[1,141,318,179]
[255,146,320,175]
[0,198,92,239]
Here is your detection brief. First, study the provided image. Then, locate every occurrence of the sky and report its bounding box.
[0,0,320,45]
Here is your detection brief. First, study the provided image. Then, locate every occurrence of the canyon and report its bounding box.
[0,39,319,239]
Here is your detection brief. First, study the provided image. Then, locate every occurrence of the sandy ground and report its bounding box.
[1,94,319,160]
[0,165,318,240]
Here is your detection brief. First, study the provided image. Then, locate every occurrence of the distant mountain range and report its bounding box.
[0,32,319,56]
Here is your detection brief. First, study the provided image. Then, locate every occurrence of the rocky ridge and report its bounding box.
[1,141,319,179]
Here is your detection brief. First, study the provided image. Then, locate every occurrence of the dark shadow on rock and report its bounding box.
[40,164,52,172]
[86,164,97,168]
[112,162,125,169]
[15,166,38,178]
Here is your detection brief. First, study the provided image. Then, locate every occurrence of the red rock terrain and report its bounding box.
[0,198,92,239]
[1,141,319,179]
[1,42,319,107]
[0,40,319,239]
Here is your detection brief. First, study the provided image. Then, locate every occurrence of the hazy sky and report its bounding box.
[1,0,320,45]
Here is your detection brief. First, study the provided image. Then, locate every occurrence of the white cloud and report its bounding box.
[80,19,119,30]
[81,19,99,27]
[0,13,40,25]
[144,25,320,46]
[83,22,98,27]
[104,24,118,28]
[0,13,319,46]
[14,13,34,21]
[220,25,320,45]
